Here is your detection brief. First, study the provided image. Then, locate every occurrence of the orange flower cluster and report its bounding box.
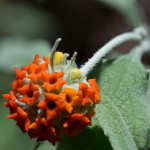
[3,54,100,146]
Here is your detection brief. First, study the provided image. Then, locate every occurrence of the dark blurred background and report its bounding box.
[0,0,150,150]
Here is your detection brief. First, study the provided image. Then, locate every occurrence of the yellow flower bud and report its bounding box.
[54,52,63,66]
[70,68,81,80]
[48,51,63,66]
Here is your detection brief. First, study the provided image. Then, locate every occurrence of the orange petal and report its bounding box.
[55,79,66,90]
[29,122,39,130]
[79,82,88,90]
[29,81,39,91]
[42,83,55,92]
[39,62,49,71]
[4,102,9,107]
[33,54,40,64]
[30,91,39,105]
[14,67,26,80]
[19,96,30,105]
[56,72,64,78]
[55,99,66,112]
[71,96,81,106]
[21,65,30,72]
[41,71,50,82]
[17,85,29,95]
[43,56,49,62]
[95,92,100,102]
[9,101,17,110]
[44,93,59,102]
[40,118,47,126]
[2,94,10,100]
[46,109,58,121]
[6,113,18,121]
[59,92,66,100]
[10,91,16,101]
[88,78,100,93]
[37,100,47,109]
[81,97,92,106]
[12,79,22,91]
[17,107,27,118]
[24,118,30,131]
[27,73,37,82]
[65,102,73,113]
[64,88,77,97]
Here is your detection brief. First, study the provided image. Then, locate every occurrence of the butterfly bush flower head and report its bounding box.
[2,38,100,146]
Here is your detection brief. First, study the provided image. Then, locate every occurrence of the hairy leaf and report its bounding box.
[95,47,150,149]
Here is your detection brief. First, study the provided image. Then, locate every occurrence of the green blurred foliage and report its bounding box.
[0,3,62,39]
[0,37,51,73]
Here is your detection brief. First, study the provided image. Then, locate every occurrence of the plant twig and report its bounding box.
[34,143,41,150]
[50,38,62,72]
[80,26,150,76]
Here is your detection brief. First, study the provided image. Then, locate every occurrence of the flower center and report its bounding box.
[49,78,57,84]
[40,125,47,131]
[27,91,33,98]
[47,101,56,110]
[66,95,71,103]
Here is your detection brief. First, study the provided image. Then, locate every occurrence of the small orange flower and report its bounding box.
[27,62,49,82]
[17,81,39,105]
[6,107,30,133]
[89,79,100,102]
[3,91,17,114]
[12,79,23,91]
[37,93,66,121]
[41,71,66,92]
[78,82,95,106]
[21,54,40,72]
[29,118,56,141]
[14,67,26,80]
[63,113,91,137]
[59,88,81,113]
[11,67,26,91]
[28,118,62,145]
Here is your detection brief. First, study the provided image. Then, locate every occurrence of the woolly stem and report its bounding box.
[50,38,62,71]
[80,26,150,76]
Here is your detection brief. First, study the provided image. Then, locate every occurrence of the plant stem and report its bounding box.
[34,143,41,150]
[80,26,150,76]
[50,38,61,72]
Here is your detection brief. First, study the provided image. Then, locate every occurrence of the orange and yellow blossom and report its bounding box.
[2,41,100,146]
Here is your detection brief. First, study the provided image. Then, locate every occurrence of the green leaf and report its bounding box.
[0,37,51,73]
[95,47,150,149]
[96,0,143,27]
[147,73,150,106]
[57,117,113,150]
[0,3,61,38]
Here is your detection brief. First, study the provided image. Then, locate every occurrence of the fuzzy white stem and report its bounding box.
[80,27,149,76]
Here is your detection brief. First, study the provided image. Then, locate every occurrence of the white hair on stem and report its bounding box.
[80,26,150,76]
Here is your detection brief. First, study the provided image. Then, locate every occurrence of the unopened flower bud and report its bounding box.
[48,51,63,66]
[70,68,81,80]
